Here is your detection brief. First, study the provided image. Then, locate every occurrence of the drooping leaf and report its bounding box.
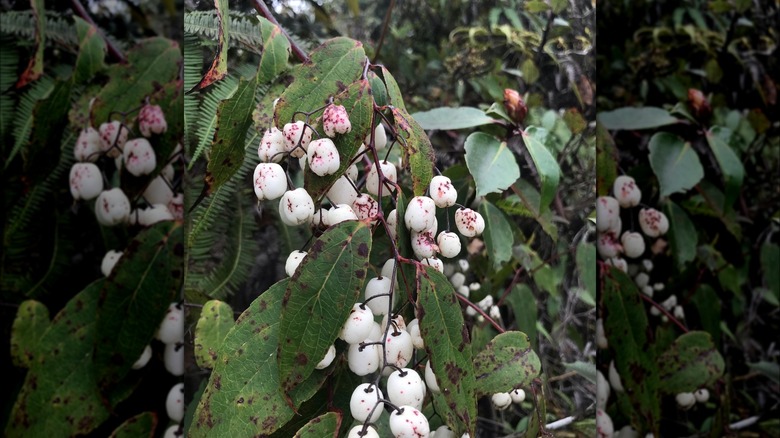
[190,279,328,437]
[72,16,106,84]
[665,201,697,268]
[256,17,290,84]
[278,221,372,395]
[648,132,704,198]
[205,76,258,190]
[657,331,725,394]
[304,79,373,201]
[705,127,745,209]
[416,265,477,435]
[596,122,618,196]
[293,412,341,437]
[194,300,235,369]
[191,0,229,91]
[473,331,541,396]
[464,132,520,198]
[392,106,436,196]
[411,107,495,130]
[479,201,514,270]
[14,0,44,88]
[275,37,365,127]
[6,280,109,437]
[522,126,562,209]
[597,107,679,130]
[10,300,50,368]
[108,412,158,438]
[563,361,597,385]
[93,221,184,389]
[378,66,406,111]
[601,266,660,434]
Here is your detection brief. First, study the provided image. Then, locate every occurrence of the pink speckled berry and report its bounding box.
[138,103,167,137]
[322,104,351,137]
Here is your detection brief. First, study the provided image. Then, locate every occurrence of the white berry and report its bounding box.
[165,382,184,422]
[405,196,437,232]
[340,303,375,344]
[285,250,307,277]
[327,176,359,206]
[307,138,341,176]
[597,232,622,259]
[144,176,174,205]
[352,193,379,222]
[99,121,128,157]
[421,257,443,273]
[596,318,608,349]
[328,204,358,225]
[406,318,424,349]
[621,232,645,258]
[367,123,387,150]
[123,138,157,176]
[389,405,430,438]
[436,231,461,258]
[95,188,131,226]
[386,209,398,240]
[282,121,312,158]
[157,302,184,344]
[366,160,397,197]
[638,208,669,237]
[258,127,286,163]
[596,409,614,438]
[424,360,440,393]
[608,360,624,392]
[253,163,287,200]
[69,162,103,200]
[613,175,641,208]
[411,229,438,259]
[322,104,351,137]
[131,344,152,370]
[101,250,123,276]
[350,383,384,423]
[364,276,393,316]
[597,370,610,409]
[596,196,620,233]
[164,342,184,376]
[491,392,512,410]
[694,388,710,403]
[676,392,696,410]
[137,204,174,226]
[433,425,456,438]
[138,103,167,137]
[315,344,336,369]
[347,425,380,438]
[383,329,414,369]
[387,368,426,410]
[454,208,484,237]
[74,127,101,162]
[347,340,381,376]
[510,388,525,404]
[429,175,457,208]
[279,188,315,226]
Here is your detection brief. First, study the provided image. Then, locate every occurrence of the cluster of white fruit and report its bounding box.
[675,388,710,409]
[69,102,183,228]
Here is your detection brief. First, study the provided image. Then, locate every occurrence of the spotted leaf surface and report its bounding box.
[473,331,541,396]
[108,411,158,438]
[194,300,235,369]
[257,17,290,84]
[292,411,341,437]
[657,331,725,394]
[10,299,50,368]
[191,280,327,437]
[190,0,229,91]
[278,220,372,395]
[416,265,477,435]
[392,107,435,196]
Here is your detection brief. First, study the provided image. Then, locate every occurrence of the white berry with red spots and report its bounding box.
[95,188,131,226]
[366,160,397,197]
[138,103,167,137]
[123,138,157,176]
[101,250,122,277]
[347,339,381,376]
[253,163,287,200]
[279,188,315,226]
[389,405,430,438]
[322,104,351,137]
[382,329,414,369]
[597,232,622,259]
[282,121,312,158]
[340,303,375,344]
[454,208,484,237]
[98,121,128,157]
[258,127,286,163]
[596,196,620,233]
[165,382,184,422]
[69,163,103,200]
[421,257,443,273]
[307,138,341,176]
[429,175,457,208]
[327,176,359,206]
[387,368,426,410]
[284,250,307,277]
[347,426,380,438]
[638,208,669,237]
[411,229,438,259]
[352,193,379,222]
[74,127,102,162]
[596,409,614,438]
[405,196,437,232]
[350,383,384,423]
[157,302,184,344]
[613,175,641,208]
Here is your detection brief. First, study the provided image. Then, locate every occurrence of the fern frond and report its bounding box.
[184,11,264,52]
[188,75,239,166]
[0,11,78,49]
[184,32,203,149]
[6,76,55,166]
[0,35,19,141]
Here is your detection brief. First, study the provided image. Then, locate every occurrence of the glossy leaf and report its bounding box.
[205,77,257,190]
[648,132,704,198]
[304,79,373,201]
[597,107,678,130]
[596,122,618,196]
[191,0,229,91]
[601,266,660,434]
[706,127,745,209]
[278,221,372,395]
[256,17,290,84]
[392,106,436,196]
[73,17,106,84]
[293,412,341,437]
[473,331,541,396]
[10,299,50,368]
[411,107,495,130]
[665,201,697,268]
[522,126,562,209]
[657,331,725,394]
[194,300,235,369]
[275,37,365,127]
[108,412,158,438]
[94,221,184,389]
[479,201,513,270]
[464,132,520,198]
[191,280,328,437]
[416,265,477,435]
[6,280,109,437]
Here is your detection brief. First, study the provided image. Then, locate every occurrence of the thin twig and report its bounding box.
[69,0,126,63]
[251,0,311,64]
[372,0,395,63]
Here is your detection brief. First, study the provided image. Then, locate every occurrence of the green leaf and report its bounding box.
[293,412,341,437]
[576,243,596,306]
[256,17,290,84]
[190,280,327,437]
[479,201,514,270]
[191,0,229,91]
[705,127,745,209]
[761,244,779,302]
[108,412,158,438]
[522,126,562,209]
[464,132,520,198]
[657,331,725,394]
[665,201,697,268]
[551,0,568,13]
[473,331,542,396]
[748,361,780,385]
[416,266,477,435]
[648,132,704,198]
[505,284,538,352]
[597,107,679,130]
[275,37,366,127]
[691,285,722,349]
[521,58,539,84]
[392,106,436,196]
[14,0,44,88]
[278,221,372,395]
[601,266,660,434]
[563,361,597,384]
[6,280,110,437]
[379,66,406,112]
[21,80,72,183]
[10,300,50,368]
[596,122,618,196]
[72,17,105,84]
[205,76,258,190]
[410,107,495,130]
[194,300,235,369]
[93,222,184,389]
[304,79,373,201]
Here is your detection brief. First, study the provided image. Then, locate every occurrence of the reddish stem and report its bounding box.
[69,0,126,63]
[251,0,311,64]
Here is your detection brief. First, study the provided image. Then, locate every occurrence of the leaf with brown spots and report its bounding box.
[657,331,725,394]
[392,107,435,196]
[10,300,50,368]
[472,331,541,396]
[601,266,660,435]
[93,221,184,390]
[278,221,372,396]
[416,265,477,435]
[14,0,44,88]
[190,0,229,91]
[257,17,291,84]
[292,411,341,437]
[378,66,406,112]
[191,279,328,437]
[194,300,235,369]
[108,411,158,438]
